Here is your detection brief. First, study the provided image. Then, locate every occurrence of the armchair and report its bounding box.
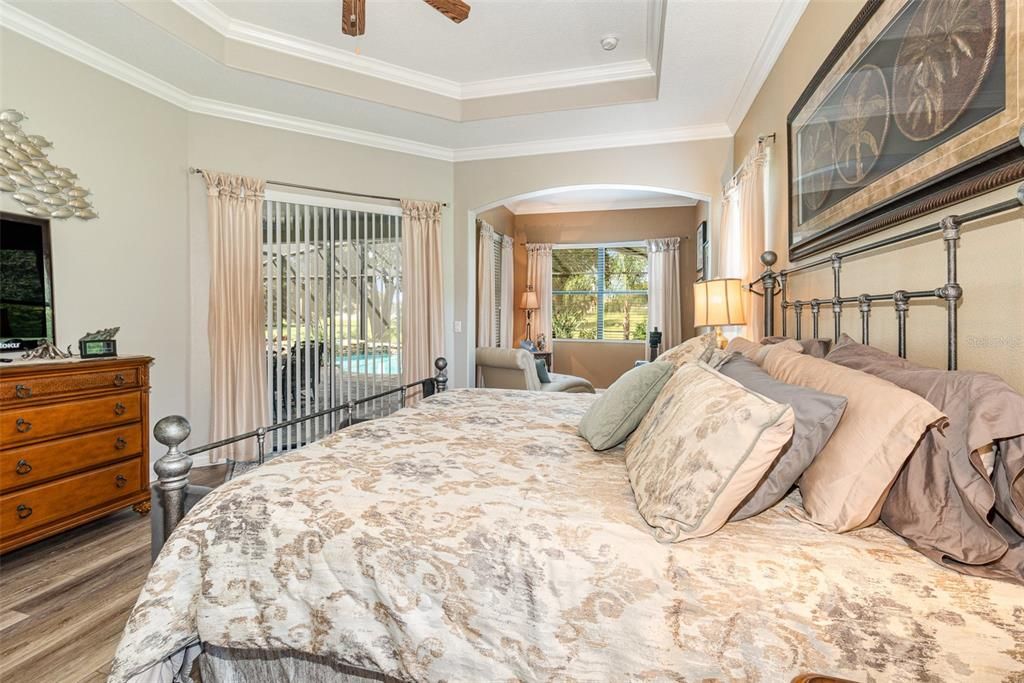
[475,347,595,393]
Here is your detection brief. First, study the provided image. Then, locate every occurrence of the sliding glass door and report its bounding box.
[263,195,402,452]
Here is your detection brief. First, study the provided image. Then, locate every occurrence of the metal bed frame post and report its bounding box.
[939,215,963,370]
[153,357,449,542]
[831,253,843,341]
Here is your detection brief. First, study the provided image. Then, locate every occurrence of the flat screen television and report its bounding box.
[0,212,55,352]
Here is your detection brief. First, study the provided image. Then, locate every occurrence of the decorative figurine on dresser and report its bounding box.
[0,355,154,553]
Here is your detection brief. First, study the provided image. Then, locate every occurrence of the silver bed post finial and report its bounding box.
[760,251,778,336]
[153,415,193,542]
[434,357,448,393]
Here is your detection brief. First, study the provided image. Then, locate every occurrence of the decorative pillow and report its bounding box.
[624,362,795,542]
[657,332,715,368]
[704,347,737,369]
[535,359,551,384]
[719,356,847,520]
[578,361,675,451]
[827,333,1024,581]
[761,345,945,532]
[762,335,832,358]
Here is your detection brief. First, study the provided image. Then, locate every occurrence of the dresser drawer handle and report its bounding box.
[15,418,32,433]
[114,402,127,416]
[115,474,128,488]
[15,459,32,475]
[115,436,128,450]
[14,384,32,399]
[16,504,32,519]
[113,373,126,387]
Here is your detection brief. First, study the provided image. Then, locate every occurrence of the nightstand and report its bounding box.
[532,351,553,371]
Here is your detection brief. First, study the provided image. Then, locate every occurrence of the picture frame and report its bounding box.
[787,0,1023,260]
[695,220,708,278]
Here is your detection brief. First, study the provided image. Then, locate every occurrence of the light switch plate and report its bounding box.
[454,320,463,333]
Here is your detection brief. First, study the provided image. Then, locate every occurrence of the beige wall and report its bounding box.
[0,30,191,465]
[733,0,1024,391]
[506,206,704,388]
[476,205,514,236]
[453,137,734,387]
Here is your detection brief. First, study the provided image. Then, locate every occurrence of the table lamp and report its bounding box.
[693,278,746,349]
[520,286,539,343]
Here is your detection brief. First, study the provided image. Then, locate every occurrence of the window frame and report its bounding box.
[551,241,649,344]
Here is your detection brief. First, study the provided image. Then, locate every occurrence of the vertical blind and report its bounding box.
[492,237,504,346]
[263,197,403,453]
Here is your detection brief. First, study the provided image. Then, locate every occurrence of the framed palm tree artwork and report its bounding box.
[787,0,1023,259]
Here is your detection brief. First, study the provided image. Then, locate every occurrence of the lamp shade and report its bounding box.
[693,278,746,327]
[520,289,539,310]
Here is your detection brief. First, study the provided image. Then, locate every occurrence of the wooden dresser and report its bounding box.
[0,356,153,553]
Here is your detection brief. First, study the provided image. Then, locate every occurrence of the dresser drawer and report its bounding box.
[1,457,143,536]
[0,366,141,404]
[0,391,141,446]
[0,423,143,492]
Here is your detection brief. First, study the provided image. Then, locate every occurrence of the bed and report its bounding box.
[109,388,1024,682]
[111,156,1024,681]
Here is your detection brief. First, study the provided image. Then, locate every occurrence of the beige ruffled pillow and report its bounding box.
[657,332,715,368]
[625,362,795,542]
[762,345,946,532]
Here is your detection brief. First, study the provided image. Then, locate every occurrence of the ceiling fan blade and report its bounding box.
[341,0,365,36]
[423,0,471,23]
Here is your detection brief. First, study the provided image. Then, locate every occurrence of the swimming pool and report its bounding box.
[336,352,400,375]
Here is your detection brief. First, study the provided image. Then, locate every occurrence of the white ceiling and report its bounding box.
[504,186,699,215]
[0,0,808,160]
[205,0,653,82]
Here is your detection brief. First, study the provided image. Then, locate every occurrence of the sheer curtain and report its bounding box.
[526,243,553,347]
[500,235,514,348]
[400,200,444,399]
[647,237,683,350]
[476,221,497,348]
[202,170,268,461]
[718,139,769,340]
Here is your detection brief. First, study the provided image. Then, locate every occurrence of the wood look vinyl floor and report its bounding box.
[0,466,226,683]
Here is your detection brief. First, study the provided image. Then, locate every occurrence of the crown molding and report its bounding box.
[171,0,657,100]
[452,123,733,162]
[726,0,809,132]
[507,196,697,215]
[0,3,733,163]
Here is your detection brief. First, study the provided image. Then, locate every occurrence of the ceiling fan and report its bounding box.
[341,0,471,36]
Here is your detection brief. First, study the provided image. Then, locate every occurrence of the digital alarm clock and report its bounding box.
[79,338,117,359]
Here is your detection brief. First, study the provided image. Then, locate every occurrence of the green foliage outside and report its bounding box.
[552,247,649,342]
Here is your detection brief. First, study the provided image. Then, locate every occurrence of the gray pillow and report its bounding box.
[535,359,551,383]
[578,361,674,451]
[719,356,847,519]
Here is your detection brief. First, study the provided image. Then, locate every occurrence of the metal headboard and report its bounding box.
[751,129,1024,371]
[752,190,1022,370]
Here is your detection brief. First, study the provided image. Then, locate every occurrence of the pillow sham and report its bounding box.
[624,362,795,542]
[762,335,832,358]
[578,361,675,451]
[827,334,1024,582]
[761,344,945,532]
[726,336,802,365]
[719,356,847,520]
[657,332,715,368]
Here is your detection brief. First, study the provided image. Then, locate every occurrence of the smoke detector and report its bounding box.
[600,35,619,51]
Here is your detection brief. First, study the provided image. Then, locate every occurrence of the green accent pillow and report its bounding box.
[535,359,551,383]
[578,361,675,450]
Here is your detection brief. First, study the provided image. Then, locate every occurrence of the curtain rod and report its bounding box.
[188,167,447,207]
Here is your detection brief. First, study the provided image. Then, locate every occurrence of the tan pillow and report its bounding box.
[761,346,946,532]
[625,362,795,542]
[657,332,714,368]
[726,336,801,365]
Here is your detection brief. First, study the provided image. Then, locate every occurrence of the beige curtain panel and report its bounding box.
[202,170,268,462]
[526,243,554,347]
[476,221,497,349]
[647,237,683,350]
[401,199,444,400]
[719,140,769,341]
[500,235,514,349]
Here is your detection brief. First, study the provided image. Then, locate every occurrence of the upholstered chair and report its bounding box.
[475,347,595,393]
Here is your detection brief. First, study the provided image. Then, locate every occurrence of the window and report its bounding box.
[552,244,648,341]
[263,193,402,451]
